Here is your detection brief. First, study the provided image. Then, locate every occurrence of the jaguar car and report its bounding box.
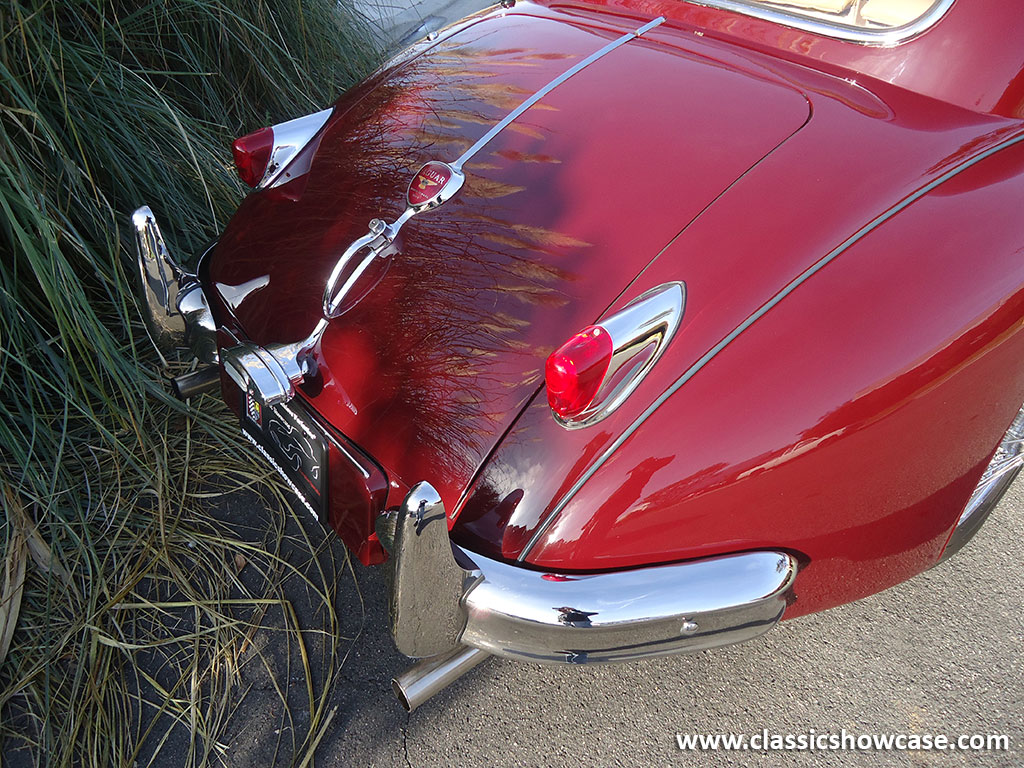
[131,0,1024,710]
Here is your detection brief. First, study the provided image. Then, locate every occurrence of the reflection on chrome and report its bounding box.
[132,206,217,364]
[689,0,955,45]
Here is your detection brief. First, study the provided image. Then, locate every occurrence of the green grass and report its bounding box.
[0,1,382,764]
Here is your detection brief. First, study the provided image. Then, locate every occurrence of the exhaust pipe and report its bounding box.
[171,365,221,399]
[391,646,489,712]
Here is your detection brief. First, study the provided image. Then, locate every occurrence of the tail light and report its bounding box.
[544,282,686,428]
[546,327,613,419]
[230,108,333,190]
[232,128,274,187]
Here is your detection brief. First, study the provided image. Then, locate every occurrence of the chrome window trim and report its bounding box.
[685,0,956,45]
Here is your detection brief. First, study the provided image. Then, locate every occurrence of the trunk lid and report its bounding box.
[208,9,809,514]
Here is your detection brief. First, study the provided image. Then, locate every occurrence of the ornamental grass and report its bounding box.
[0,2,381,764]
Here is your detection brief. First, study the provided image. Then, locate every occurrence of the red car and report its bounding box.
[132,0,1024,711]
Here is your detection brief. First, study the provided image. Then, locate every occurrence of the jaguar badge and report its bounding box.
[407,161,465,211]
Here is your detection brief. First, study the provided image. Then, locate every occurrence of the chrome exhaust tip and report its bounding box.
[170,365,221,399]
[391,646,489,712]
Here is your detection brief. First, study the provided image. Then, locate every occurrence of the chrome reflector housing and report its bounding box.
[552,282,686,429]
[258,108,333,189]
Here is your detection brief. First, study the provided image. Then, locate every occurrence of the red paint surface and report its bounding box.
[205,0,1024,613]
[518,140,1024,616]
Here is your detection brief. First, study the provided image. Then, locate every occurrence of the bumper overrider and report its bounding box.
[131,206,800,712]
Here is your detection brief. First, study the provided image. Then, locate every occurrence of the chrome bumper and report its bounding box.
[385,483,798,666]
[132,206,218,365]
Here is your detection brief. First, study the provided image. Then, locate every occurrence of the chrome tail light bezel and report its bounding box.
[246,108,333,190]
[553,281,686,430]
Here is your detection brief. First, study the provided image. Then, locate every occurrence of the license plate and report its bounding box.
[241,384,328,521]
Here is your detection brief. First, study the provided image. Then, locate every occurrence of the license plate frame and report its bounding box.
[240,384,328,522]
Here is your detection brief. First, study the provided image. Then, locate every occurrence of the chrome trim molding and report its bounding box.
[451,16,665,170]
[940,404,1024,563]
[555,282,685,429]
[686,0,955,45]
[258,108,333,189]
[383,483,798,671]
[520,130,1024,561]
[132,206,218,364]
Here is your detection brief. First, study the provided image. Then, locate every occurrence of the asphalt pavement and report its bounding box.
[228,479,1022,767]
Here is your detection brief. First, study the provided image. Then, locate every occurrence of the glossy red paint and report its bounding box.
[565,0,1024,119]
[515,140,1024,614]
[204,0,1024,612]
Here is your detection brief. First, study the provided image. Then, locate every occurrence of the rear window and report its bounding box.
[697,0,953,41]
[755,0,943,28]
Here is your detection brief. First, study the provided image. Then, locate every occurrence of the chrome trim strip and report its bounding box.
[459,546,797,664]
[453,16,665,170]
[520,130,1024,561]
[686,0,955,46]
[324,17,664,319]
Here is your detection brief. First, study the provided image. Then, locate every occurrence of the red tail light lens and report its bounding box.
[231,127,274,187]
[545,326,613,419]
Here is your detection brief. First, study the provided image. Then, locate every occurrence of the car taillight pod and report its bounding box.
[232,127,274,187]
[230,108,333,190]
[546,326,614,419]
[545,282,687,428]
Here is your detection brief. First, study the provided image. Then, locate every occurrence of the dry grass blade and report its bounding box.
[0,488,28,667]
[19,502,73,589]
